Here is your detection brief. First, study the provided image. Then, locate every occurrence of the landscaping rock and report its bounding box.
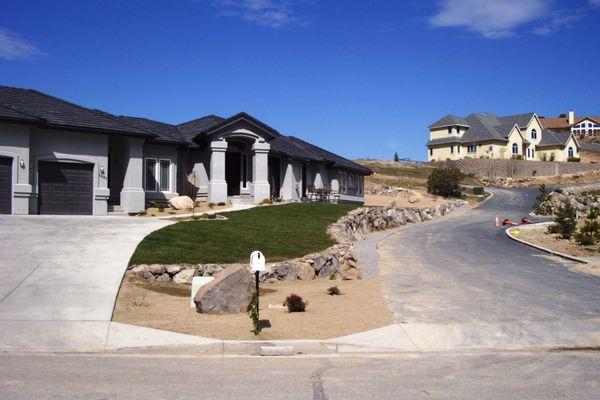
[130,265,155,281]
[168,195,194,210]
[172,268,198,284]
[156,273,171,282]
[147,264,166,275]
[295,262,315,280]
[202,264,223,277]
[194,265,253,313]
[165,264,184,275]
[339,258,362,280]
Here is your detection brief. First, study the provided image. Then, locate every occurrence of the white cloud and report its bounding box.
[429,0,549,38]
[0,28,45,60]
[212,0,304,28]
[532,11,583,35]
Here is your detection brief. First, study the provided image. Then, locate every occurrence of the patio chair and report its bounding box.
[322,185,332,202]
[307,185,317,202]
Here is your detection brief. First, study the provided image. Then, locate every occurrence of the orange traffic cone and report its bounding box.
[495,216,500,227]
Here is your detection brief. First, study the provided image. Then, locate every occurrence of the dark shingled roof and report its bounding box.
[428,114,470,129]
[537,129,573,148]
[177,115,225,142]
[119,116,187,144]
[0,86,370,175]
[427,112,536,147]
[0,86,154,137]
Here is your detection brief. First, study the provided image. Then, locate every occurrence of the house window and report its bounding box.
[568,147,574,158]
[145,158,172,192]
[159,160,171,191]
[532,149,535,158]
[448,127,452,134]
[429,148,433,156]
[531,129,537,140]
[512,143,518,154]
[458,146,461,153]
[527,149,530,158]
[488,145,493,152]
[349,174,355,188]
[467,145,476,153]
[456,127,460,134]
[450,145,454,154]
[145,158,157,191]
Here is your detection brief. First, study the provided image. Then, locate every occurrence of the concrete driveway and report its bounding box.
[0,215,172,351]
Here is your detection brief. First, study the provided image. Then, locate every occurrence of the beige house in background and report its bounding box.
[427,112,580,162]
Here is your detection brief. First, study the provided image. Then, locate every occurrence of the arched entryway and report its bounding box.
[225,139,252,197]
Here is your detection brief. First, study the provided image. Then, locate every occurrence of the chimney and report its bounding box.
[568,109,575,125]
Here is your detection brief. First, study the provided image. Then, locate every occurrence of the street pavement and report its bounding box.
[379,188,600,324]
[1,351,598,399]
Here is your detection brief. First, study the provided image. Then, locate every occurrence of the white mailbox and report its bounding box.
[250,250,266,272]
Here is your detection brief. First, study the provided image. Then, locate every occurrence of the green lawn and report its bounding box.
[129,203,357,265]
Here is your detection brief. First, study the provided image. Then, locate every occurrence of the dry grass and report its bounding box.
[113,274,393,340]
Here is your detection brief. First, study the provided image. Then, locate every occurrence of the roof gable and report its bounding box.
[191,112,281,143]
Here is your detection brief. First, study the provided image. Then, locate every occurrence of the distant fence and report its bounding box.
[580,142,600,153]
[430,158,600,178]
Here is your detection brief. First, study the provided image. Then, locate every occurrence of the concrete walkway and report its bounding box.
[0,215,172,352]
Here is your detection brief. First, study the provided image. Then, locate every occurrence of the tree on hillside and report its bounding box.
[393,152,399,162]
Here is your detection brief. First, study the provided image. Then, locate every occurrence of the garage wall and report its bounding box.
[30,128,109,215]
[0,122,32,214]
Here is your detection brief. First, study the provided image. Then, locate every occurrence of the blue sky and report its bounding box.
[1,1,599,161]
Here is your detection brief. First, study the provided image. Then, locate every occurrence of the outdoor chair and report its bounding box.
[307,185,318,202]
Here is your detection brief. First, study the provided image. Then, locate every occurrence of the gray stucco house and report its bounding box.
[0,86,370,216]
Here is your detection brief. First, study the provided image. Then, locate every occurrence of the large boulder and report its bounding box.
[194,265,253,313]
[339,258,362,280]
[168,195,194,210]
[295,262,316,280]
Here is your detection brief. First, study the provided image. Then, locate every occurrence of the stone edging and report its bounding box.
[505,222,588,264]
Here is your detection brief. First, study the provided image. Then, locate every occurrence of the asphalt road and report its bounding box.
[1,352,599,399]
[379,188,600,324]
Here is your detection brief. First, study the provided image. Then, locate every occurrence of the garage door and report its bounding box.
[0,157,11,214]
[38,161,93,215]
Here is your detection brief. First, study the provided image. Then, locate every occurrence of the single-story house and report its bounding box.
[0,86,370,216]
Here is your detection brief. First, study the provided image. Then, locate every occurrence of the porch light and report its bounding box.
[20,159,25,168]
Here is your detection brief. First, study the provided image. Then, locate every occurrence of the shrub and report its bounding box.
[158,204,165,212]
[283,293,307,312]
[567,157,581,162]
[549,203,577,239]
[208,202,216,209]
[511,154,523,160]
[217,202,226,206]
[574,220,600,246]
[207,213,217,220]
[329,271,337,280]
[472,187,484,196]
[247,292,260,335]
[148,201,157,208]
[426,167,464,197]
[260,198,270,205]
[327,286,341,296]
[550,153,555,162]
[587,208,599,220]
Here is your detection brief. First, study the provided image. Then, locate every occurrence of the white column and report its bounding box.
[208,140,228,203]
[252,141,270,203]
[120,137,146,214]
[280,158,294,201]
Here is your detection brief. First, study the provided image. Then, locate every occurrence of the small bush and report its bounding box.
[148,201,157,208]
[327,286,341,296]
[574,220,600,246]
[194,201,202,207]
[260,198,270,205]
[191,215,201,221]
[208,202,216,209]
[587,208,599,220]
[426,167,464,197]
[511,154,523,160]
[158,204,165,212]
[207,213,217,220]
[247,292,260,335]
[567,157,581,162]
[217,202,226,206]
[283,293,307,312]
[329,271,337,280]
[472,187,485,196]
[549,203,577,239]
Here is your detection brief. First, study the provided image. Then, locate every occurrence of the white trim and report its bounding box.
[158,158,172,193]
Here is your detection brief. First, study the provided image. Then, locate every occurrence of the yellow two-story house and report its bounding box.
[426,112,580,162]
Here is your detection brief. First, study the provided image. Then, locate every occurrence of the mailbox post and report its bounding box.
[250,250,266,321]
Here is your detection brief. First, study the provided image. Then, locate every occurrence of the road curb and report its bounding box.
[505,223,588,264]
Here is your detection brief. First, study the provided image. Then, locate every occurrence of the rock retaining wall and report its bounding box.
[537,183,600,215]
[127,200,467,283]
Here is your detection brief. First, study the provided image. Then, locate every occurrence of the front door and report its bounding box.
[0,157,12,214]
[225,152,241,196]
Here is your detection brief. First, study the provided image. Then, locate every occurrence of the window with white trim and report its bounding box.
[568,147,574,158]
[467,145,476,153]
[512,143,518,154]
[340,172,347,194]
[531,129,537,140]
[145,158,157,191]
[145,158,172,192]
